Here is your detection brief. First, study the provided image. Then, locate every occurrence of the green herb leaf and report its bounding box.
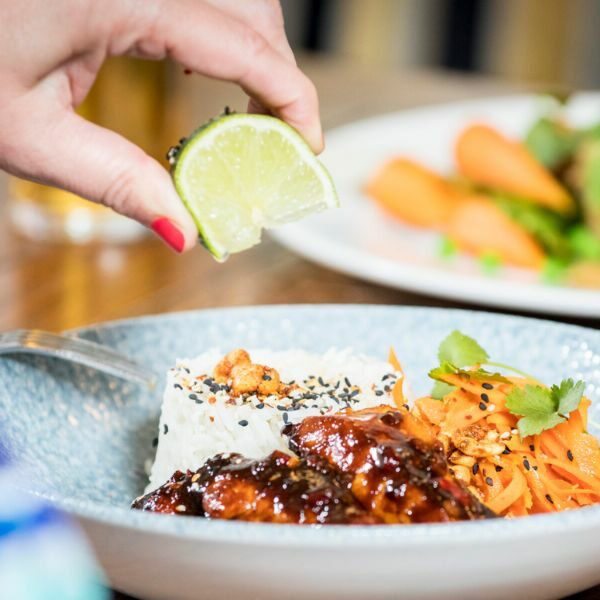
[431,380,456,400]
[505,379,585,437]
[437,331,489,368]
[429,363,509,385]
[552,378,585,415]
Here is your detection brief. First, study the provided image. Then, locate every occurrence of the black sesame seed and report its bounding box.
[472,463,480,475]
[282,412,289,424]
[502,447,511,455]
[238,420,248,427]
[479,402,487,411]
[485,477,494,487]
[344,377,351,387]
[567,449,574,462]
[318,377,326,386]
[183,367,190,374]
[523,458,531,471]
[529,444,535,452]
[174,383,183,390]
[152,437,158,448]
[276,405,286,411]
[495,465,503,472]
[482,383,493,390]
[403,403,410,410]
[375,390,384,396]
[349,389,360,398]
[384,385,391,393]
[256,402,265,409]
[195,398,204,404]
[189,393,198,400]
[545,494,554,504]
[288,380,295,385]
[480,393,489,403]
[163,424,169,435]
[532,466,538,471]
[262,374,272,381]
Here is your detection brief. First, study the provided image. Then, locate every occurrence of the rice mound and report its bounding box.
[146,348,401,492]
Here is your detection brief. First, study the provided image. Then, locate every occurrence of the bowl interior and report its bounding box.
[2,305,600,512]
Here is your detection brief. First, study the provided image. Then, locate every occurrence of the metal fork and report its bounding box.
[0,329,156,387]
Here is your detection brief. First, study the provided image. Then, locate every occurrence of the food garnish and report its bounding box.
[169,109,338,261]
[413,330,600,516]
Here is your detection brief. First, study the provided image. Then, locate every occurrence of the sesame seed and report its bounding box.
[204,378,214,386]
[349,389,360,398]
[495,465,503,472]
[256,402,265,409]
[500,431,510,440]
[375,390,384,396]
[262,374,272,381]
[479,402,487,411]
[529,444,535,452]
[482,383,493,390]
[318,376,326,386]
[487,404,496,411]
[545,494,554,505]
[163,424,169,435]
[523,458,531,471]
[567,449,574,462]
[175,505,187,512]
[152,437,158,448]
[344,377,351,387]
[276,405,286,411]
[485,477,494,487]
[174,383,183,390]
[502,447,511,455]
[480,393,489,402]
[511,428,518,435]
[384,385,391,393]
[238,420,248,427]
[472,463,479,475]
[283,412,289,424]
[189,393,198,400]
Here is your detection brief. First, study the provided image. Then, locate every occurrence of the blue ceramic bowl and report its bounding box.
[2,305,600,600]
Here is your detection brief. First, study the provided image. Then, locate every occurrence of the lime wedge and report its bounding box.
[170,112,338,261]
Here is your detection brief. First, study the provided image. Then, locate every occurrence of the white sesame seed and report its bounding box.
[511,428,518,435]
[500,431,510,439]
[487,404,496,411]
[176,504,187,512]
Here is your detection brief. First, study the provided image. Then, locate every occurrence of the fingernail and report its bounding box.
[151,217,185,253]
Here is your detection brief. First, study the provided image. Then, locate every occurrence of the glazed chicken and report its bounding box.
[283,408,495,523]
[132,450,381,524]
[133,408,494,524]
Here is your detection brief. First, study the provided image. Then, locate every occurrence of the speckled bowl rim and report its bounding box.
[36,305,600,546]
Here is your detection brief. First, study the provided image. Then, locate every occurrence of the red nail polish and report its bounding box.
[151,217,185,253]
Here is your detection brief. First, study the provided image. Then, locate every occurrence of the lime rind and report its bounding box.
[172,113,338,260]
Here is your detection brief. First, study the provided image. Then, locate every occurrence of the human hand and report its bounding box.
[0,0,322,252]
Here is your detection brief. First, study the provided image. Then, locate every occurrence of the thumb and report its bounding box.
[4,105,197,253]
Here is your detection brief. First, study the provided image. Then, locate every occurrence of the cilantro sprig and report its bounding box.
[429,330,586,437]
[505,379,585,438]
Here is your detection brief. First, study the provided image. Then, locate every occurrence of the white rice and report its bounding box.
[146,348,402,491]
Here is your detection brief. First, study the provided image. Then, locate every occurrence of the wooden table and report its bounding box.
[0,56,597,599]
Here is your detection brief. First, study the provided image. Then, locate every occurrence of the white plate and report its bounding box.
[271,94,600,317]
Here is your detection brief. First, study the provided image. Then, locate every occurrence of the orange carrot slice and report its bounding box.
[366,158,458,228]
[455,124,574,214]
[447,194,546,269]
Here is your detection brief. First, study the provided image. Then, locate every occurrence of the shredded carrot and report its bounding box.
[409,366,600,517]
